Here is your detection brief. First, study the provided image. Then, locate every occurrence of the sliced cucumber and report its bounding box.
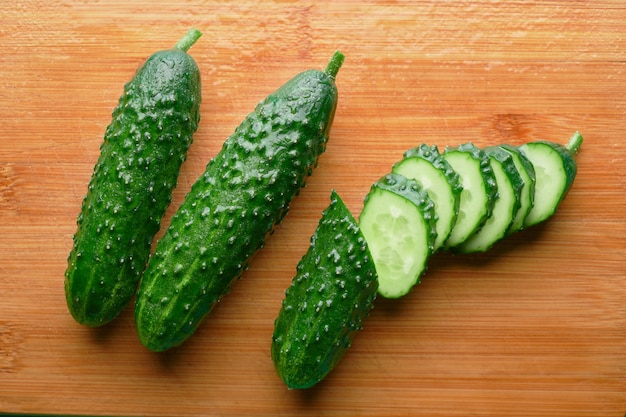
[392,144,462,251]
[456,146,523,253]
[499,144,536,234]
[359,173,437,299]
[520,132,582,227]
[442,143,498,249]
[353,134,581,299]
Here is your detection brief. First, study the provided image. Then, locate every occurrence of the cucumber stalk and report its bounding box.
[566,131,584,154]
[325,51,345,78]
[175,29,202,52]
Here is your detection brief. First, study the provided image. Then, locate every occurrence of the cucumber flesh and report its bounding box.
[520,132,582,227]
[393,144,462,251]
[499,144,536,234]
[359,174,436,299]
[442,144,497,249]
[456,146,523,253]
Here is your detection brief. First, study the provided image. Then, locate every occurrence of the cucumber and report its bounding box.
[442,143,498,249]
[64,30,202,327]
[520,132,583,227]
[358,173,437,299]
[455,146,523,253]
[134,52,345,352]
[270,134,583,386]
[392,144,462,251]
[499,144,536,234]
[271,191,378,389]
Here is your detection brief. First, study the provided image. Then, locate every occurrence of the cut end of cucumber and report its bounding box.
[359,182,433,299]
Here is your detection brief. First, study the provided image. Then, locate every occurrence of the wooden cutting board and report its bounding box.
[1,1,625,416]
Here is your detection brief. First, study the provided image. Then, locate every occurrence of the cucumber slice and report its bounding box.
[456,146,523,253]
[392,144,462,251]
[499,144,536,234]
[442,143,498,249]
[520,132,582,227]
[359,173,437,299]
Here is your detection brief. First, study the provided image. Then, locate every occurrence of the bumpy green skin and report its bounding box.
[272,191,378,389]
[65,36,201,327]
[135,54,343,352]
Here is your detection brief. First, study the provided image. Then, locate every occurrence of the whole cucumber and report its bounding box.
[134,51,345,351]
[65,30,202,327]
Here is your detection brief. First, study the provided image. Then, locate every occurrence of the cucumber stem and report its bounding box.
[325,51,345,78]
[175,29,202,52]
[566,131,584,155]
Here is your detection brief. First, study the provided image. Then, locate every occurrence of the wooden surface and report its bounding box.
[1,1,625,416]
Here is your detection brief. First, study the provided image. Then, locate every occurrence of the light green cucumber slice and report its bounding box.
[442,143,498,249]
[359,173,437,299]
[499,144,536,234]
[520,132,582,227]
[456,146,523,253]
[393,144,462,251]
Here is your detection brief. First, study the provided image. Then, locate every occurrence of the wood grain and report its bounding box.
[1,1,625,416]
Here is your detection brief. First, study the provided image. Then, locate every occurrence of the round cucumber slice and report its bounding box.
[442,143,497,249]
[393,144,462,251]
[499,144,536,233]
[456,146,523,253]
[359,174,436,299]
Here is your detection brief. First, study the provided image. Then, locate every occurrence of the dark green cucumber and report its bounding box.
[272,191,378,389]
[359,173,437,299]
[520,132,583,227]
[64,29,202,327]
[393,144,462,251]
[442,143,498,249]
[456,146,523,253]
[134,51,345,352]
